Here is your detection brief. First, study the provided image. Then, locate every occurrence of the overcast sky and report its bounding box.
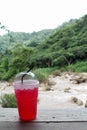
[0,0,87,34]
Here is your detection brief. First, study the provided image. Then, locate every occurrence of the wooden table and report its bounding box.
[0,108,87,130]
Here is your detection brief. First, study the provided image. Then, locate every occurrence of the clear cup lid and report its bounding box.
[15,71,36,83]
[13,71,39,89]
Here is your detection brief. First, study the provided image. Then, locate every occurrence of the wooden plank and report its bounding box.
[0,108,87,122]
[37,108,87,122]
[0,122,87,130]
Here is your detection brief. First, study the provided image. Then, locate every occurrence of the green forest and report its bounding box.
[0,14,87,81]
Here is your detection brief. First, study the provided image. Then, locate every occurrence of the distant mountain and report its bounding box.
[0,29,54,51]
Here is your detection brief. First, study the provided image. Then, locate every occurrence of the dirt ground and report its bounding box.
[38,72,87,109]
[0,72,87,109]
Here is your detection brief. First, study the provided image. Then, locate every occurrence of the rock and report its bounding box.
[84,100,87,108]
[48,80,56,86]
[70,74,87,84]
[43,84,51,91]
[64,87,71,93]
[70,97,83,106]
[39,83,51,91]
[71,97,78,103]
[77,99,83,106]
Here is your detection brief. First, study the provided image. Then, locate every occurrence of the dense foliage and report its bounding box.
[36,15,87,68]
[0,14,87,80]
[0,29,53,51]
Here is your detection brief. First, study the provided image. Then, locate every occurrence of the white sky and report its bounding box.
[0,0,87,34]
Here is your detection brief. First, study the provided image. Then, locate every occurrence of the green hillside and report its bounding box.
[32,14,87,68]
[0,14,87,80]
[0,29,53,51]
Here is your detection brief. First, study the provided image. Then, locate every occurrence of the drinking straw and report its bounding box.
[21,66,34,84]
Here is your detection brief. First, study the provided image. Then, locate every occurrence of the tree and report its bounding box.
[0,22,10,33]
[10,44,35,72]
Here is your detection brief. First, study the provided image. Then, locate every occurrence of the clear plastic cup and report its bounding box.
[13,71,39,121]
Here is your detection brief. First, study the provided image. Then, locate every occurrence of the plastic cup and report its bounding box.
[13,72,39,121]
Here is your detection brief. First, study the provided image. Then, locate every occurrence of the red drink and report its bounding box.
[13,80,39,121]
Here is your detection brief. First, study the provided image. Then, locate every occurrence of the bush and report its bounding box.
[34,69,48,83]
[67,60,87,72]
[0,93,17,108]
[33,67,56,83]
[1,69,17,81]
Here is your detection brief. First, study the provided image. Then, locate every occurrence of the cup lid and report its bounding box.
[15,71,36,84]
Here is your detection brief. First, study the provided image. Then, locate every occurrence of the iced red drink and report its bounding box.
[13,79,39,121]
